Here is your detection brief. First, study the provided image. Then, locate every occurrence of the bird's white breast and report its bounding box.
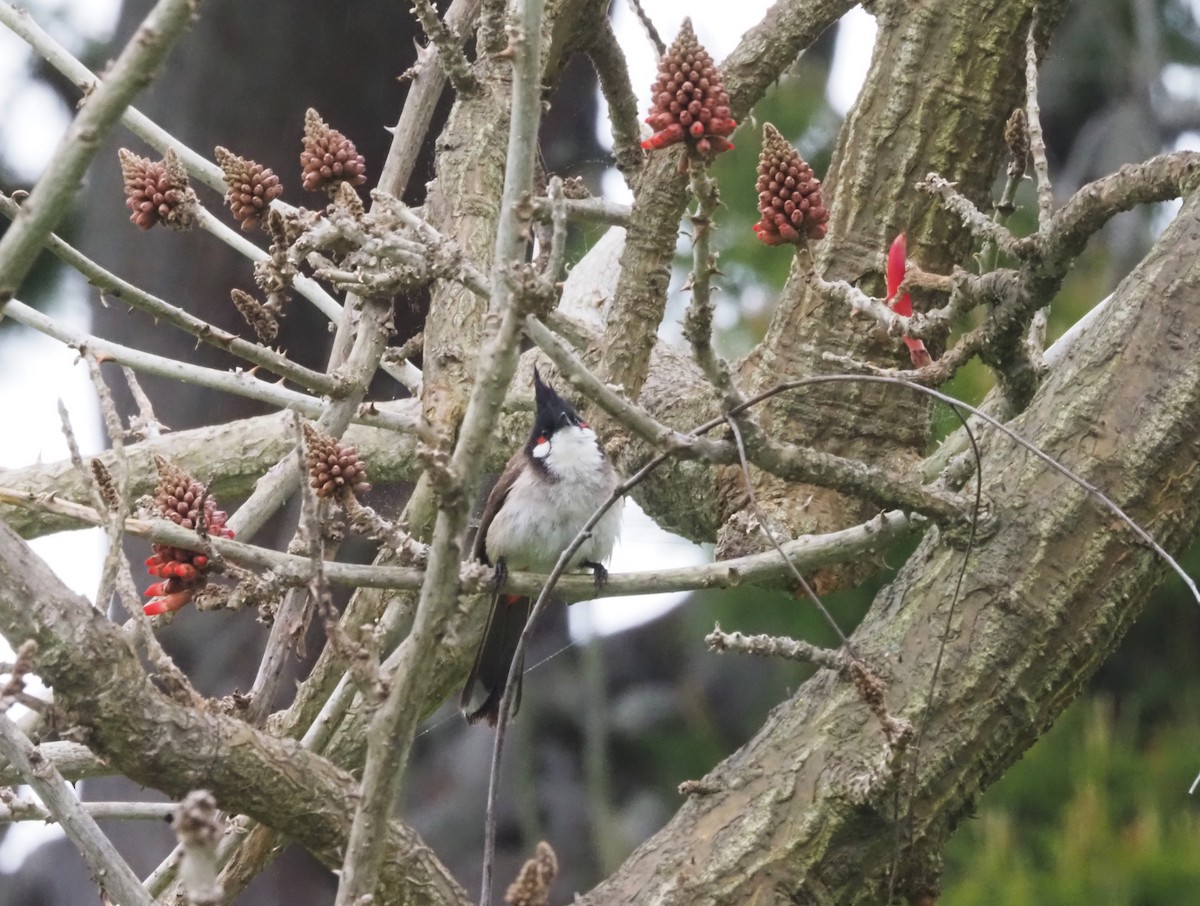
[485,425,622,572]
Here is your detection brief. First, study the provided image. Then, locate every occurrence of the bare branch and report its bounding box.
[381,0,483,198]
[0,194,341,394]
[682,164,741,407]
[531,194,631,227]
[586,16,644,180]
[0,740,112,785]
[706,625,847,671]
[1026,16,1055,228]
[0,794,176,824]
[410,0,479,94]
[0,711,154,906]
[0,0,201,311]
[1,298,417,435]
[916,173,1021,256]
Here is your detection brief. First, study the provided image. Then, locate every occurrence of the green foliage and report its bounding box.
[943,693,1200,904]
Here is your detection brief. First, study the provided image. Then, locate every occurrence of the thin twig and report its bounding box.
[82,357,137,619]
[379,0,483,198]
[796,244,917,345]
[625,0,666,56]
[0,740,112,785]
[530,194,632,227]
[0,193,341,394]
[243,422,324,728]
[0,795,177,823]
[3,299,416,433]
[121,366,167,439]
[682,164,741,407]
[916,173,1021,257]
[586,16,645,179]
[1026,15,1055,229]
[0,0,200,312]
[410,0,479,94]
[0,711,154,906]
[723,415,858,658]
[706,624,846,671]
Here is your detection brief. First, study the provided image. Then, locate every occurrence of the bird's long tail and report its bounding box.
[460,593,530,725]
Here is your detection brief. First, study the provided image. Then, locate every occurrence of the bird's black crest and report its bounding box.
[532,367,581,438]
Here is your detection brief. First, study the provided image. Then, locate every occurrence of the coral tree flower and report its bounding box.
[752,123,829,246]
[886,234,933,368]
[143,457,234,616]
[642,19,737,157]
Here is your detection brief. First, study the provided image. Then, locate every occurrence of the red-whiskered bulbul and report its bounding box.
[460,368,622,725]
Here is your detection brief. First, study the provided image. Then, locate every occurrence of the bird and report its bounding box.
[460,368,622,725]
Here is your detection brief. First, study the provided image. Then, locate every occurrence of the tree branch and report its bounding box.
[0,0,200,309]
[0,711,153,906]
[0,519,469,906]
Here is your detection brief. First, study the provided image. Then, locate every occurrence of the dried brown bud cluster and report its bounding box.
[504,841,557,906]
[304,423,371,500]
[1005,107,1029,181]
[752,123,829,246]
[300,108,367,193]
[642,19,736,157]
[230,288,280,343]
[144,457,234,616]
[215,146,283,230]
[119,148,197,231]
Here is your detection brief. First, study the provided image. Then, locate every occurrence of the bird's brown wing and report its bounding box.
[472,449,525,563]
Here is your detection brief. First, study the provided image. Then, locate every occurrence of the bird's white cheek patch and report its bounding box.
[532,439,551,459]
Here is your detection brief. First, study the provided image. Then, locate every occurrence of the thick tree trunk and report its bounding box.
[578,186,1200,904]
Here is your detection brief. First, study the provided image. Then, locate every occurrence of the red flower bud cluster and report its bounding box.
[642,19,736,157]
[304,423,371,501]
[301,108,367,193]
[215,146,283,230]
[119,148,197,231]
[144,458,234,616]
[752,124,829,246]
